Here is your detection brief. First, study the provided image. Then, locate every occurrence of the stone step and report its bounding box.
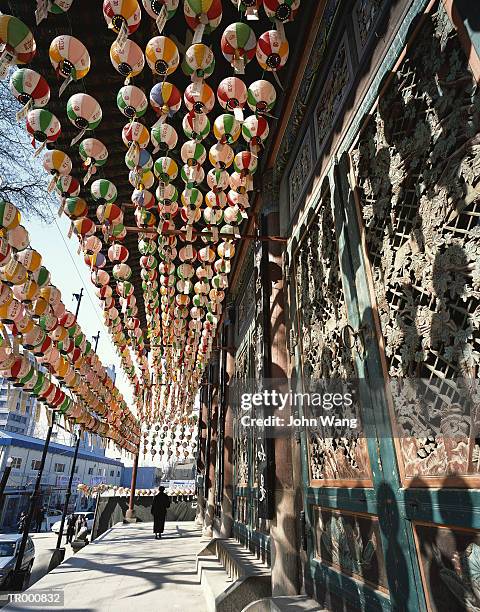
[241,595,329,611]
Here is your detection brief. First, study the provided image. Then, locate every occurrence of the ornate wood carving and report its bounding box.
[351,3,480,479]
[294,189,371,482]
[288,129,314,214]
[352,0,383,54]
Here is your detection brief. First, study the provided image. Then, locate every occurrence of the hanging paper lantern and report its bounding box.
[230,170,251,193]
[154,157,178,183]
[142,0,179,23]
[85,251,106,269]
[213,114,241,144]
[132,189,155,209]
[151,122,178,154]
[0,238,11,267]
[9,69,50,118]
[129,168,154,190]
[145,36,179,77]
[182,44,215,81]
[43,150,72,178]
[49,35,90,95]
[224,204,244,225]
[256,30,289,72]
[207,168,229,192]
[181,164,204,187]
[56,175,80,199]
[103,0,142,35]
[263,0,299,23]
[122,121,150,149]
[32,266,51,288]
[125,148,152,172]
[184,0,222,43]
[79,138,108,184]
[209,143,234,169]
[184,82,214,114]
[234,151,258,177]
[48,0,75,15]
[1,260,27,287]
[242,114,269,150]
[97,203,123,226]
[181,188,203,209]
[205,190,226,208]
[135,208,157,228]
[217,76,247,122]
[221,22,256,74]
[74,211,98,242]
[66,93,102,144]
[8,225,29,251]
[113,263,132,281]
[203,207,223,225]
[91,179,118,204]
[231,0,263,18]
[63,196,88,220]
[0,201,20,231]
[117,85,147,119]
[16,248,42,273]
[0,16,36,78]
[149,82,181,121]
[181,141,206,166]
[182,111,210,142]
[227,189,249,208]
[108,243,129,262]
[26,109,61,151]
[110,39,144,80]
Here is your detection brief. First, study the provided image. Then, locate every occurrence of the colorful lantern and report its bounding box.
[110,39,144,82]
[213,114,241,144]
[67,93,103,145]
[64,196,88,220]
[129,168,154,190]
[256,30,289,73]
[182,44,215,82]
[117,85,147,119]
[184,82,214,114]
[182,111,210,142]
[0,201,20,231]
[207,168,229,192]
[149,82,181,120]
[151,122,178,154]
[221,22,256,73]
[49,35,90,95]
[229,170,250,193]
[26,109,61,157]
[48,0,75,16]
[0,15,36,78]
[56,175,80,200]
[184,0,222,43]
[91,179,118,204]
[145,36,179,77]
[122,121,150,150]
[103,0,142,35]
[154,157,178,183]
[209,143,234,169]
[108,243,129,262]
[132,189,155,209]
[8,225,29,251]
[125,148,152,171]
[231,0,263,19]
[234,151,258,177]
[43,150,72,184]
[227,189,249,208]
[180,164,204,187]
[142,0,179,31]
[181,141,206,166]
[217,76,247,121]
[79,138,108,184]
[205,190,226,208]
[247,79,276,115]
[9,69,50,120]
[242,115,269,151]
[263,0,299,24]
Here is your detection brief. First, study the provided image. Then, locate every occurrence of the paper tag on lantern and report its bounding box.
[33,139,48,158]
[57,197,66,217]
[16,98,33,122]
[115,20,129,54]
[152,115,167,131]
[59,75,73,97]
[83,164,95,185]
[211,226,218,242]
[246,7,259,20]
[190,78,202,98]
[276,19,286,40]
[232,56,245,74]
[192,23,205,44]
[47,174,57,193]
[185,230,193,246]
[233,107,244,122]
[35,0,50,24]
[0,48,14,79]
[156,5,168,33]
[70,127,87,146]
[67,222,74,239]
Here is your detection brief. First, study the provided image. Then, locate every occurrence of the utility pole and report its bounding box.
[92,331,100,351]
[73,288,84,318]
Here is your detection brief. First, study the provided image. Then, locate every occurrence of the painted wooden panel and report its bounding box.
[313,506,389,593]
[413,521,480,611]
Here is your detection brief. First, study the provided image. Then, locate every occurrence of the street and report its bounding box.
[0,531,74,608]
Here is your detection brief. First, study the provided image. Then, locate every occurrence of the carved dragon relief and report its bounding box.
[351,4,480,479]
[294,191,370,482]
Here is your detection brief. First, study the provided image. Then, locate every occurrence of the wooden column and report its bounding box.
[203,353,220,537]
[125,449,139,522]
[262,204,301,596]
[220,306,235,537]
[195,382,208,526]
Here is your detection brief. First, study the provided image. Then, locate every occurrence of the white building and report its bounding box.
[0,380,38,437]
[0,431,124,529]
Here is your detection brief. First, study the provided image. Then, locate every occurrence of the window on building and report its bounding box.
[31,459,41,470]
[11,457,22,469]
[54,463,65,473]
[110,470,114,477]
[88,467,93,475]
[117,470,120,476]
[74,466,79,474]
[97,468,103,475]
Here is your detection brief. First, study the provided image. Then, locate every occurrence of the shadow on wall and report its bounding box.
[92,496,197,540]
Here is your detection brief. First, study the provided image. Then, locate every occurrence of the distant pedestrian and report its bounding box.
[151,487,170,539]
[66,514,77,544]
[33,505,44,532]
[17,512,26,533]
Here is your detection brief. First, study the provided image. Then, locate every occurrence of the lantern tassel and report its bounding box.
[59,75,73,97]
[16,98,33,122]
[272,71,284,91]
[192,22,206,44]
[58,196,66,217]
[156,5,168,33]
[33,140,47,157]
[47,172,58,193]
[70,127,87,146]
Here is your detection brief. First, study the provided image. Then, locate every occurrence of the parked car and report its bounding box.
[0,534,35,590]
[51,512,95,535]
[42,509,63,532]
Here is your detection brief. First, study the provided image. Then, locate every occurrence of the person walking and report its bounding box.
[151,486,170,539]
[66,514,77,544]
[17,512,26,534]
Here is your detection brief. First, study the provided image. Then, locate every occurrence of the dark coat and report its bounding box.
[151,492,170,534]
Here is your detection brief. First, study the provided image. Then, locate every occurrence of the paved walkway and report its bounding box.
[4,522,208,612]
